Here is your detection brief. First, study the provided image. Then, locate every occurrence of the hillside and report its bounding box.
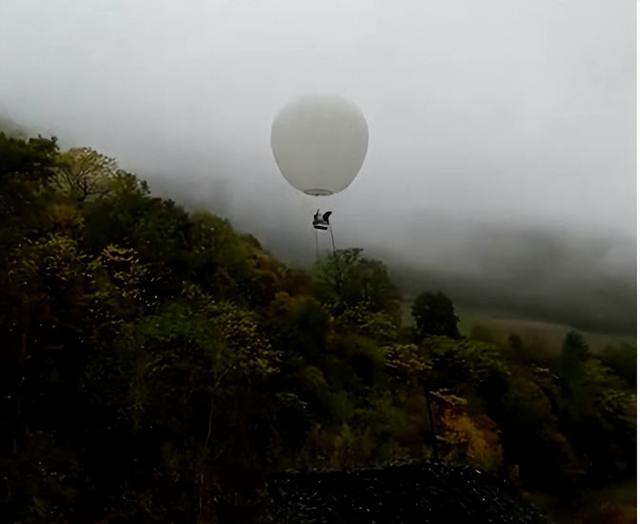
[0,133,635,523]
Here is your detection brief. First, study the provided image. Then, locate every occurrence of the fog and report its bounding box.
[0,0,635,333]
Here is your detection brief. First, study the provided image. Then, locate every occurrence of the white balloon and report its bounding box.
[271,95,369,196]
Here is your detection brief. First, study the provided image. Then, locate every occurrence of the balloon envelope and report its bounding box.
[271,95,369,196]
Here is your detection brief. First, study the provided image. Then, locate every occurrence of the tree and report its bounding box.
[313,248,364,307]
[265,293,330,365]
[558,354,636,481]
[496,371,574,488]
[87,296,281,521]
[411,291,460,339]
[313,248,400,316]
[600,343,636,387]
[384,343,431,385]
[53,147,120,202]
[561,331,589,369]
[0,133,59,251]
[426,337,510,406]
[440,408,504,474]
[0,132,58,184]
[2,130,635,522]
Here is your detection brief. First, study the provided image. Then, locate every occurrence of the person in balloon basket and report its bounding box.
[313,210,332,230]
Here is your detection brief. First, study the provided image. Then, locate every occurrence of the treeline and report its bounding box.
[0,133,635,523]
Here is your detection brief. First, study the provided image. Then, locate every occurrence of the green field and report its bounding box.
[401,301,635,352]
[458,308,635,352]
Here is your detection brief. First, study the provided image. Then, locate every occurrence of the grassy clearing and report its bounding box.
[401,301,635,352]
[459,308,635,352]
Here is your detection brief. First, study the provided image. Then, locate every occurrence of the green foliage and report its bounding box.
[426,337,510,399]
[336,304,400,341]
[560,330,590,376]
[53,147,121,202]
[0,134,635,522]
[0,133,59,251]
[384,343,431,384]
[0,132,58,182]
[600,342,636,387]
[412,291,460,339]
[313,248,401,317]
[440,409,503,473]
[496,371,574,487]
[265,292,330,365]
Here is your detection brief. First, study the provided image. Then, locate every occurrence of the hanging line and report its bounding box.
[292,189,317,263]
[328,222,336,254]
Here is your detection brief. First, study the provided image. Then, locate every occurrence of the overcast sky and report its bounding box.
[0,1,635,328]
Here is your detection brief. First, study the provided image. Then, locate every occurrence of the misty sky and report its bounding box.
[0,1,636,329]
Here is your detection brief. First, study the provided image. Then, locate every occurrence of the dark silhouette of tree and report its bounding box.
[559,330,589,379]
[411,291,460,339]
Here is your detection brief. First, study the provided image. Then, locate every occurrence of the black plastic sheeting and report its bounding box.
[262,461,552,524]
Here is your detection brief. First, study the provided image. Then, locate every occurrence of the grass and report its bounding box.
[401,299,635,352]
[459,308,635,352]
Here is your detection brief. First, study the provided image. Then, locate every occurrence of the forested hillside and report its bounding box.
[0,133,635,523]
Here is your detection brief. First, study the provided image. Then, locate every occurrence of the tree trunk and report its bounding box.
[198,393,216,521]
[423,384,439,459]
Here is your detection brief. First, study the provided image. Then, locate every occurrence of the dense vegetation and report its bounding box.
[0,133,635,523]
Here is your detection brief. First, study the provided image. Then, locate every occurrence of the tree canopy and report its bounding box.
[0,133,635,523]
[411,291,461,339]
